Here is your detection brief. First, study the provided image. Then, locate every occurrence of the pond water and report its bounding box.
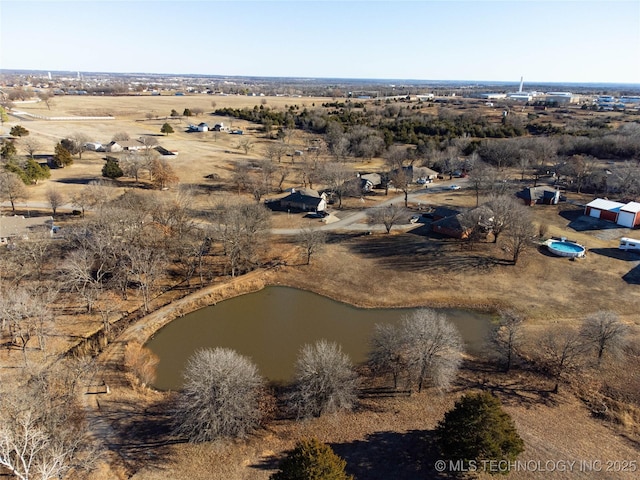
[146,286,492,390]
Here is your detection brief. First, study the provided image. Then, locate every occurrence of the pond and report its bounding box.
[146,286,493,390]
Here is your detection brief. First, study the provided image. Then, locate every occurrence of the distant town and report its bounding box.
[1,69,639,109]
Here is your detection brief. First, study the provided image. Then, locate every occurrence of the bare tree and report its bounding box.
[59,245,109,313]
[504,203,534,265]
[580,311,629,365]
[173,348,264,442]
[126,243,164,313]
[266,143,288,163]
[468,160,496,207]
[112,131,130,141]
[529,137,558,187]
[276,164,290,192]
[45,187,65,217]
[211,200,272,277]
[237,138,254,155]
[0,376,97,480]
[20,137,42,160]
[149,158,179,189]
[231,162,251,195]
[10,231,51,281]
[385,146,414,206]
[319,162,355,209]
[369,323,406,389]
[326,121,349,162]
[400,309,463,392]
[37,91,54,110]
[492,311,524,372]
[536,326,586,393]
[368,203,404,234]
[289,340,359,418]
[138,135,158,149]
[69,133,89,160]
[296,226,327,265]
[0,170,28,213]
[477,139,520,170]
[121,152,147,183]
[485,194,519,243]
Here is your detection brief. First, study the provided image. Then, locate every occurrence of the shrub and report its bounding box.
[288,340,358,418]
[270,438,353,480]
[173,348,264,442]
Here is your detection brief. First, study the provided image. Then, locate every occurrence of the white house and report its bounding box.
[83,142,102,151]
[105,140,147,153]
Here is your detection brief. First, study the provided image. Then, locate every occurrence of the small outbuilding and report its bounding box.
[584,199,625,223]
[617,202,640,228]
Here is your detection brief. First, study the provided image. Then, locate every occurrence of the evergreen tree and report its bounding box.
[4,161,31,184]
[271,438,353,480]
[24,158,51,184]
[436,392,524,475]
[1,139,17,160]
[161,123,174,135]
[102,158,124,179]
[183,108,192,116]
[53,142,73,167]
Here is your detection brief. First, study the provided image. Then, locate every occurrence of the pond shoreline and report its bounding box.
[146,283,493,389]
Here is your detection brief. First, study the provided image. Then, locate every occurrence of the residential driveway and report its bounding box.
[271,178,469,235]
[568,214,634,241]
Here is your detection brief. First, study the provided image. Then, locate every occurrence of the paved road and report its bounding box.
[1,178,470,234]
[271,177,470,235]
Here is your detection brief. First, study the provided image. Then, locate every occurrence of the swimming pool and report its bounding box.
[547,240,586,258]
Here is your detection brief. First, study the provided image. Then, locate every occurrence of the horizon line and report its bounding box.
[1,68,639,87]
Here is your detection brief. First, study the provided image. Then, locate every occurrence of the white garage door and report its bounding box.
[589,208,601,218]
[617,211,635,228]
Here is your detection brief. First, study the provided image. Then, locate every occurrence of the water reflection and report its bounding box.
[146,286,491,390]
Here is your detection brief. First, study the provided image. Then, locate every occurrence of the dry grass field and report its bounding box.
[2,94,640,479]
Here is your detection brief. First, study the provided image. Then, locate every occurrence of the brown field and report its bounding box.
[2,94,640,479]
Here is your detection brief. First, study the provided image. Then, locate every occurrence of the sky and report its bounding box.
[1,0,639,84]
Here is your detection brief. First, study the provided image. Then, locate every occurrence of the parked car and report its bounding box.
[448,184,461,190]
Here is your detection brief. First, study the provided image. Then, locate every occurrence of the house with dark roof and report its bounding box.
[516,186,560,206]
[279,188,327,212]
[430,206,494,239]
[431,214,469,239]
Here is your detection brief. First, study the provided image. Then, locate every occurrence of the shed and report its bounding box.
[618,202,640,228]
[584,199,624,223]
